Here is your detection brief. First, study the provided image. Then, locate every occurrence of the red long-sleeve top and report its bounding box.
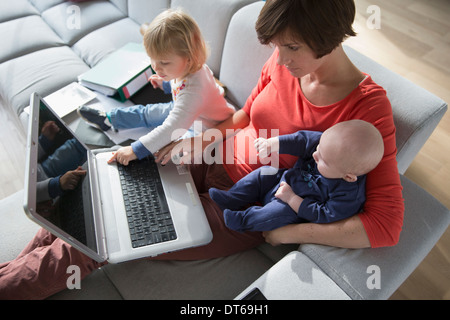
[222,50,404,247]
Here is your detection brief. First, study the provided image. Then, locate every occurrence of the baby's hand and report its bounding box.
[149,74,164,90]
[107,146,137,166]
[275,182,303,213]
[275,181,295,203]
[254,137,279,160]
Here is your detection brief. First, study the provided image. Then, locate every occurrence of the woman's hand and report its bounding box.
[41,121,60,141]
[107,146,137,166]
[154,140,182,165]
[154,135,208,165]
[262,225,292,247]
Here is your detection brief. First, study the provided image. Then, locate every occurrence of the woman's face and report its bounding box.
[272,33,324,78]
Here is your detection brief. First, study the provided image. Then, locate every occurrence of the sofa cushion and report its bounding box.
[0,46,89,115]
[109,0,128,16]
[101,248,274,299]
[72,18,142,67]
[47,268,123,300]
[127,0,170,26]
[28,0,65,13]
[42,0,125,46]
[299,175,450,300]
[219,1,274,108]
[172,0,258,78]
[0,0,39,23]
[0,15,65,64]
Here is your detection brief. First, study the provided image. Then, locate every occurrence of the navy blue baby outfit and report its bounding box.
[209,130,366,232]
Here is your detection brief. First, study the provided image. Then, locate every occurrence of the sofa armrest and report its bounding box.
[235,251,351,300]
[298,175,449,300]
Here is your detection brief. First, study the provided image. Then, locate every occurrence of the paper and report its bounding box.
[43,82,97,118]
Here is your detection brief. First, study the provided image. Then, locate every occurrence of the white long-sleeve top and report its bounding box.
[134,64,235,155]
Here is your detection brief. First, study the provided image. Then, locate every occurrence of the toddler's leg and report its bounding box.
[77,106,112,131]
[109,101,173,129]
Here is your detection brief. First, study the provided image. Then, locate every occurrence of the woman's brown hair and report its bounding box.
[256,0,357,58]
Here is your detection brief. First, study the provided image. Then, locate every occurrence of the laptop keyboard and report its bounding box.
[117,157,177,248]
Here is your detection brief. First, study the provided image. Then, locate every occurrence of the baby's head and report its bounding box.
[312,120,384,182]
[143,9,208,77]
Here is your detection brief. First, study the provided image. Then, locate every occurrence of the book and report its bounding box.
[78,42,153,102]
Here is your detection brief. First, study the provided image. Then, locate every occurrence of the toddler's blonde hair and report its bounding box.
[143,9,208,74]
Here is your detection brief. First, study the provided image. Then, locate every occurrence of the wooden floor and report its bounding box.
[0,0,449,299]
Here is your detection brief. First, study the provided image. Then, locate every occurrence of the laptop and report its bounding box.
[23,92,212,263]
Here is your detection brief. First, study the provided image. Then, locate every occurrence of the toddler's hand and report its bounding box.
[59,167,86,191]
[149,74,164,90]
[107,146,137,166]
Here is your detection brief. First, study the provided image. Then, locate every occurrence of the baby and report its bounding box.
[209,120,384,232]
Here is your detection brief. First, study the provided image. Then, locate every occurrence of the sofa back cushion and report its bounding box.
[170,0,257,78]
[127,0,170,26]
[219,1,274,108]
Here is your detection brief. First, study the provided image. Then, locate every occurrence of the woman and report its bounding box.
[156,0,404,250]
[0,0,403,299]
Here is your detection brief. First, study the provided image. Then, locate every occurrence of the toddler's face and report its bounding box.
[151,53,190,82]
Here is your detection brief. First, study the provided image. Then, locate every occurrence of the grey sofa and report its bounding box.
[0,0,448,300]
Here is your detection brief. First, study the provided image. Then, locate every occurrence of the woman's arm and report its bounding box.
[271,180,370,248]
[212,108,250,138]
[155,109,250,164]
[263,215,371,249]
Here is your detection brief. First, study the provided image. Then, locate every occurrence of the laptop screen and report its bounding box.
[26,94,98,253]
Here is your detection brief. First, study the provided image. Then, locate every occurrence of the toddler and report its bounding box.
[209,120,384,232]
[78,9,235,165]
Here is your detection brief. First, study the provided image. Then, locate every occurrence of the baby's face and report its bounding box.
[312,138,345,179]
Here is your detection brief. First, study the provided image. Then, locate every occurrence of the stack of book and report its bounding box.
[78,42,153,102]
